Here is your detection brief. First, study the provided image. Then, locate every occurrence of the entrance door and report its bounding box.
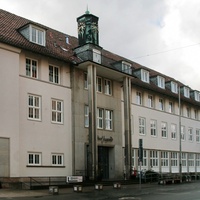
[98,146,109,179]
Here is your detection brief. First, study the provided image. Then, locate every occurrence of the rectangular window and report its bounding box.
[196,154,200,167]
[150,150,158,167]
[105,110,113,130]
[139,117,146,135]
[181,153,186,167]
[196,129,200,142]
[171,152,178,166]
[84,105,89,127]
[28,152,41,165]
[194,110,198,120]
[159,98,164,111]
[150,119,157,136]
[30,25,45,46]
[188,153,194,166]
[49,65,59,84]
[171,124,177,139]
[28,94,41,120]
[96,76,102,92]
[194,91,200,102]
[184,87,190,98]
[141,69,149,83]
[148,95,154,108]
[132,149,135,167]
[52,99,63,123]
[84,73,88,89]
[26,58,38,78]
[97,108,104,129]
[142,150,147,167]
[169,102,174,113]
[188,127,193,142]
[171,81,178,93]
[161,151,169,167]
[52,154,64,166]
[122,61,132,75]
[104,79,112,95]
[136,92,142,105]
[181,126,185,141]
[93,49,101,64]
[161,122,167,138]
[186,107,191,118]
[157,76,165,89]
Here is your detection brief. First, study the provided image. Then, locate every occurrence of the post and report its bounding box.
[178,86,182,181]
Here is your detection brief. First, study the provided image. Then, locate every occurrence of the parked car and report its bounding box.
[137,170,160,183]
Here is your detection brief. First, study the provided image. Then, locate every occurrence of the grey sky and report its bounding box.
[1,0,200,90]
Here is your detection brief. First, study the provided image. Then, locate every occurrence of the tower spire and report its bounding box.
[85,5,90,14]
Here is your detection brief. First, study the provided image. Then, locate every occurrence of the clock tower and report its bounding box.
[77,9,99,46]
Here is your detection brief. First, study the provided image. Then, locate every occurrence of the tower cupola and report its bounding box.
[77,9,99,46]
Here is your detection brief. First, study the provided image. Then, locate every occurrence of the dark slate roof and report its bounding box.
[0,9,199,106]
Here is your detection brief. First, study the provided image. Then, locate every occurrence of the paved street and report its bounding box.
[0,181,200,199]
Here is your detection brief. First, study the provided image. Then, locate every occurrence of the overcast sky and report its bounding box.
[1,0,200,90]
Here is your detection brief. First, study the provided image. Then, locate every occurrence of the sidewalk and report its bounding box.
[0,183,153,198]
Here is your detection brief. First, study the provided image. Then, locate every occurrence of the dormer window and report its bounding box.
[171,81,178,93]
[183,87,190,98]
[141,69,149,83]
[157,76,165,89]
[194,91,200,102]
[122,61,132,75]
[20,24,46,46]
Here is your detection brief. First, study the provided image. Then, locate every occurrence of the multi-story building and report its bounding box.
[0,9,200,185]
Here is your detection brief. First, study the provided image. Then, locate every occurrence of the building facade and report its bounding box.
[0,9,200,184]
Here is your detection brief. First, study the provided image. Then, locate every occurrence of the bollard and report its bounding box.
[113,182,121,189]
[73,185,83,192]
[49,186,59,195]
[95,184,103,190]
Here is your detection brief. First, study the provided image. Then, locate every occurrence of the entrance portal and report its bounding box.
[98,146,109,180]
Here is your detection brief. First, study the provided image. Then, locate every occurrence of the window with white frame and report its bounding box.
[97,108,104,129]
[150,150,158,167]
[28,94,41,120]
[141,69,149,83]
[122,61,132,75]
[26,58,38,78]
[181,153,187,167]
[150,119,157,136]
[188,127,193,142]
[194,110,198,120]
[52,99,63,123]
[161,122,167,138]
[93,49,101,64]
[171,152,178,166]
[169,102,174,113]
[196,154,200,167]
[171,124,177,139]
[171,81,178,93]
[142,150,147,167]
[132,149,135,167]
[161,151,169,167]
[184,87,190,98]
[84,73,88,89]
[136,91,142,105]
[159,98,164,111]
[194,91,200,102]
[28,152,41,165]
[157,76,165,89]
[181,125,185,141]
[188,153,194,166]
[52,153,64,166]
[186,107,191,118]
[49,65,59,84]
[148,95,154,108]
[139,117,146,135]
[105,109,113,130]
[196,129,200,142]
[84,105,89,127]
[104,79,112,95]
[20,24,46,46]
[96,76,102,92]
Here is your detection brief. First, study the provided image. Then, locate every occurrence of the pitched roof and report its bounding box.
[0,9,79,63]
